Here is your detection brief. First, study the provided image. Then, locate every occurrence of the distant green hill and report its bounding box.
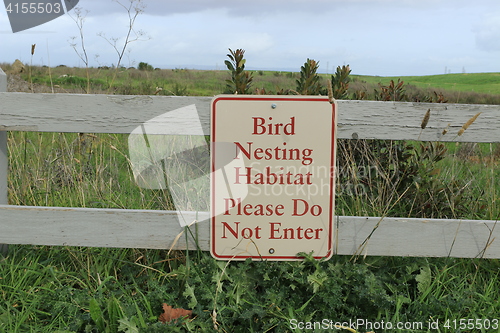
[2,61,499,102]
[354,73,500,95]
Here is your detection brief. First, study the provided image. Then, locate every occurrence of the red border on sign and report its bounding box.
[211,96,336,260]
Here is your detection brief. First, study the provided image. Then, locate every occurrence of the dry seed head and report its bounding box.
[442,123,450,136]
[462,112,481,130]
[327,79,334,104]
[421,109,431,129]
[31,44,36,55]
[458,112,481,136]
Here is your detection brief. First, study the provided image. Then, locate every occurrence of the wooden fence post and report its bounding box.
[0,67,8,256]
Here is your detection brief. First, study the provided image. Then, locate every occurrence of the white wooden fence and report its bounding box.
[1,68,500,258]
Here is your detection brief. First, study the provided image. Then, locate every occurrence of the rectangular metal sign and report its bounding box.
[211,95,337,260]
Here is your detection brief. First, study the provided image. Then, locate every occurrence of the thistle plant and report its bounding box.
[375,79,407,101]
[296,58,321,95]
[224,48,253,94]
[330,64,351,99]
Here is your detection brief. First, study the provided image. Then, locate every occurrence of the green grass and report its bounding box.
[2,246,500,332]
[7,132,175,210]
[5,63,500,101]
[355,72,500,95]
[13,65,299,97]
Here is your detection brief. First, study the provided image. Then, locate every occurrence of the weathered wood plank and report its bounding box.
[0,125,39,131]
[0,205,209,250]
[0,92,499,142]
[336,216,500,258]
[1,205,498,258]
[337,100,498,142]
[0,93,212,135]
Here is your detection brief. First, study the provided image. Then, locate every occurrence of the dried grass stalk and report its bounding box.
[327,79,334,104]
[421,109,431,129]
[458,112,481,136]
[442,123,450,136]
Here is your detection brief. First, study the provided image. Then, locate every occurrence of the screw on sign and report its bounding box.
[210,95,337,261]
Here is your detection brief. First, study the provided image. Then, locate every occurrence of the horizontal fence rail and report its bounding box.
[0,205,210,251]
[0,205,498,258]
[1,89,500,258]
[1,92,500,141]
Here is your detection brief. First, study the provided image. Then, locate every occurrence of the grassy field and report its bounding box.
[355,73,500,95]
[2,63,500,332]
[2,62,500,102]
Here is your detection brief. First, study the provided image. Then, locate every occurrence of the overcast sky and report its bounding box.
[1,0,499,76]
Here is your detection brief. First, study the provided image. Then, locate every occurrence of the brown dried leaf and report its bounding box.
[158,303,192,324]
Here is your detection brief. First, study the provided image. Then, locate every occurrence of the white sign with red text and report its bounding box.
[211,95,337,260]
